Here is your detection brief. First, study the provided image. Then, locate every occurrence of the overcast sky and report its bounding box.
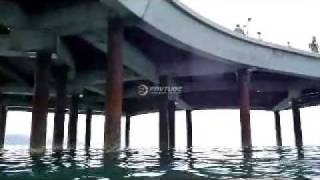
[4,0,320,150]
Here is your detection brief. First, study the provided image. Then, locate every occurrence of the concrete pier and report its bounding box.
[85,109,92,149]
[68,95,79,150]
[274,111,282,146]
[0,106,7,149]
[292,99,303,147]
[125,115,130,148]
[104,19,124,152]
[186,110,193,148]
[3,0,320,154]
[168,101,175,149]
[53,66,68,151]
[30,52,51,154]
[159,76,170,151]
[238,69,252,148]
[159,98,169,151]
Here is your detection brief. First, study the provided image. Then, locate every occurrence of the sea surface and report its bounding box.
[0,146,319,180]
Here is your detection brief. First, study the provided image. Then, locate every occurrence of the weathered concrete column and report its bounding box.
[159,76,169,151]
[67,94,79,150]
[125,115,130,148]
[104,18,124,152]
[159,98,169,151]
[168,101,175,149]
[186,110,193,148]
[0,106,7,149]
[30,52,51,154]
[85,109,92,149]
[292,99,303,147]
[238,69,252,148]
[274,111,282,146]
[52,66,68,151]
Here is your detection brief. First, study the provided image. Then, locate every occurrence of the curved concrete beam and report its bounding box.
[114,0,320,78]
[32,2,109,36]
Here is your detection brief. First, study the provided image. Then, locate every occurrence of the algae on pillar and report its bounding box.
[104,18,124,152]
[238,69,252,149]
[30,52,51,154]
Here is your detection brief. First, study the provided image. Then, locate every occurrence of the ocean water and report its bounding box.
[0,146,318,180]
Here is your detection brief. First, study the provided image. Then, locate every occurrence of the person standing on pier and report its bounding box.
[234,24,245,35]
[309,36,319,53]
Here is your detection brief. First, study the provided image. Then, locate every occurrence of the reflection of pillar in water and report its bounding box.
[159,150,171,171]
[241,148,253,177]
[187,148,194,169]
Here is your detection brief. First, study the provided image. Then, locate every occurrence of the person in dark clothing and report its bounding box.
[234,24,245,35]
[309,36,319,53]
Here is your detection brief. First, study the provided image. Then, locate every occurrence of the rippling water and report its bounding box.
[0,146,318,179]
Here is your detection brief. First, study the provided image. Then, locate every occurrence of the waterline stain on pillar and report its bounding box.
[67,94,79,150]
[85,109,92,149]
[0,106,7,149]
[292,99,303,147]
[30,52,51,154]
[238,69,252,149]
[52,66,68,151]
[104,18,124,153]
[274,111,282,146]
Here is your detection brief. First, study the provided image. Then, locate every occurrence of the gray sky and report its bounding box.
[4,0,320,149]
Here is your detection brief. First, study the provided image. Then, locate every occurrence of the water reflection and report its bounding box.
[241,148,253,178]
[0,146,319,179]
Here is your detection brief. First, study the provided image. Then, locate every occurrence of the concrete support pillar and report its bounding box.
[67,95,79,150]
[292,99,303,147]
[30,52,51,154]
[0,106,7,149]
[159,76,170,151]
[186,110,192,148]
[85,109,92,149]
[125,115,130,148]
[52,66,68,151]
[104,18,124,152]
[168,101,175,149]
[274,111,282,146]
[159,97,169,151]
[238,69,252,148]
